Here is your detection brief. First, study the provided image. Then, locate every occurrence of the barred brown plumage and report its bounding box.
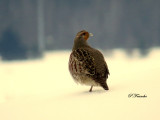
[69,30,110,92]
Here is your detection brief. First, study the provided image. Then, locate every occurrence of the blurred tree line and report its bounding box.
[0,0,160,60]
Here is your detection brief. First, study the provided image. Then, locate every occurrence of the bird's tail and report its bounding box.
[101,82,109,90]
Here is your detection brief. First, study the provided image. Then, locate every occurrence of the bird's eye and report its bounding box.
[82,33,86,35]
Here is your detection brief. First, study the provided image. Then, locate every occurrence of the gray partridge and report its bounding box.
[69,30,110,92]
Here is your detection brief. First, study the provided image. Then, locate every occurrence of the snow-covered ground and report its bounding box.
[0,48,160,120]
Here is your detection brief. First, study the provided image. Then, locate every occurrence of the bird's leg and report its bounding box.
[89,86,93,92]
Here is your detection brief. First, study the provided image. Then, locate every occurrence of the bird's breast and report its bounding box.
[69,53,99,86]
[69,53,83,74]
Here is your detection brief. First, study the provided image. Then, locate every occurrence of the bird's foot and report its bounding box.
[89,86,93,92]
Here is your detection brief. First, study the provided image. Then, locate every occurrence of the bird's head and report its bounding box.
[76,30,93,40]
[72,30,93,51]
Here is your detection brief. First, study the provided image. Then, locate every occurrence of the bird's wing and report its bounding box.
[105,61,110,75]
[72,48,96,75]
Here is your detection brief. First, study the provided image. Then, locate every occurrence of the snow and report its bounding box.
[0,49,160,120]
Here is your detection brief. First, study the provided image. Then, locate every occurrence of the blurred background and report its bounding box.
[0,0,160,60]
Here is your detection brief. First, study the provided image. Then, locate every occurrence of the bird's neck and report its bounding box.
[72,37,90,51]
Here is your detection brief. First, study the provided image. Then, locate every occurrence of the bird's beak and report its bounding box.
[89,33,93,37]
